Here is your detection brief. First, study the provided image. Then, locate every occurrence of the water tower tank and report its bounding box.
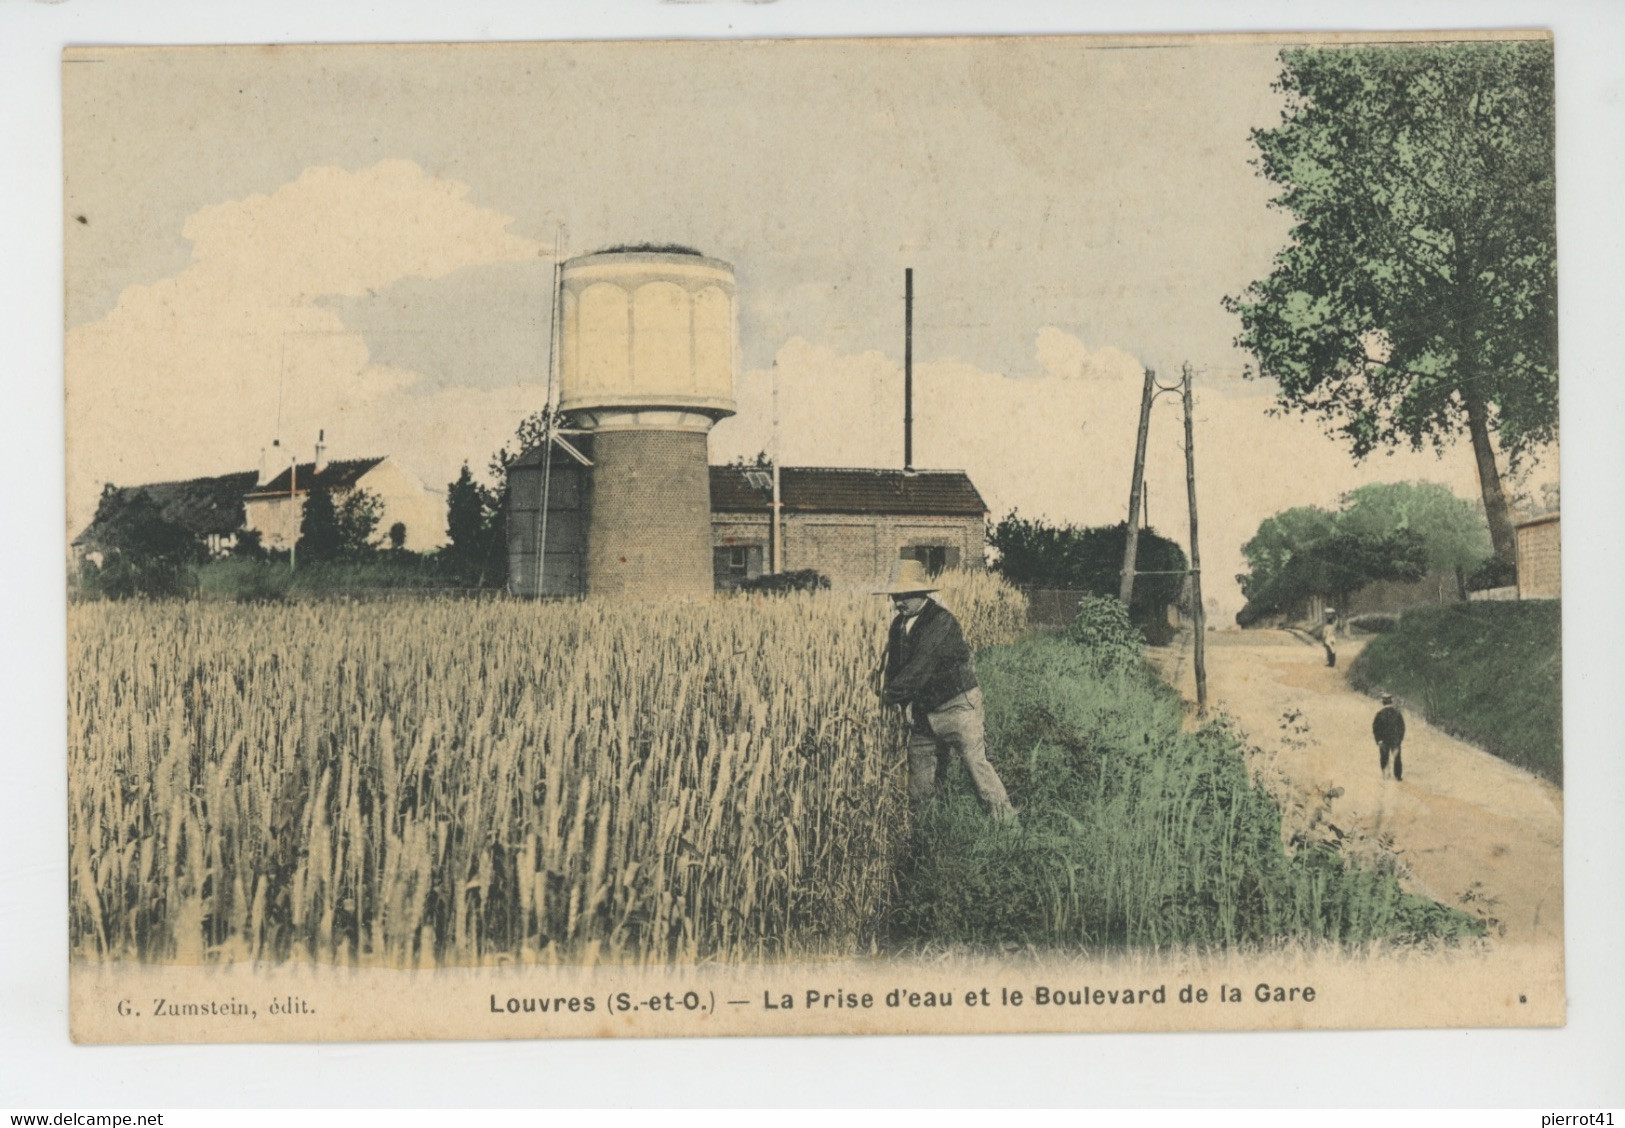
[558,248,738,600]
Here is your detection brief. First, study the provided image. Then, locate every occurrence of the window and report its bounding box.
[713,544,765,589]
[900,545,959,575]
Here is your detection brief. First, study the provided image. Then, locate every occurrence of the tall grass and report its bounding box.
[68,573,1475,966]
[892,628,1482,949]
[67,581,1029,967]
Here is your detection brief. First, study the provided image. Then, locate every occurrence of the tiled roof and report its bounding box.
[710,466,987,517]
[247,457,385,498]
[74,469,260,546]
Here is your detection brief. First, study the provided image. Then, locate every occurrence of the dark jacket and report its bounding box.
[1373,705,1406,745]
[883,599,979,716]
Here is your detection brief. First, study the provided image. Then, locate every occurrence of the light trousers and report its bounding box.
[906,688,1015,816]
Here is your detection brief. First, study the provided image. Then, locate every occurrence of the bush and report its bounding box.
[196,559,292,602]
[1349,601,1561,783]
[738,568,830,594]
[989,514,1186,640]
[1466,556,1517,592]
[195,554,457,601]
[889,626,1483,948]
[1347,613,1398,634]
[78,556,197,601]
[1138,611,1179,647]
[1066,596,1143,672]
[76,487,206,599]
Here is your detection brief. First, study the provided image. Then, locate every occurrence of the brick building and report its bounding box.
[709,466,989,590]
[509,451,991,597]
[1516,513,1561,599]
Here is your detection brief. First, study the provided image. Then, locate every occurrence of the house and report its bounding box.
[72,469,261,562]
[75,451,446,559]
[708,466,989,590]
[244,455,445,553]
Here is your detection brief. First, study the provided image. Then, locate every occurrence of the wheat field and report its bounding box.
[67,573,1028,967]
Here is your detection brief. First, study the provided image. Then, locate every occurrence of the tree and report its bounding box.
[297,487,343,564]
[1337,480,1492,582]
[81,484,205,598]
[1226,42,1556,564]
[487,408,564,501]
[388,522,407,551]
[444,462,503,586]
[989,512,1187,638]
[1312,528,1429,610]
[1237,498,1435,624]
[230,527,267,561]
[1236,505,1339,611]
[335,488,383,556]
[299,486,384,564]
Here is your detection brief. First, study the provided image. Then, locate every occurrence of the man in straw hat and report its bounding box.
[876,558,1016,819]
[1373,692,1406,781]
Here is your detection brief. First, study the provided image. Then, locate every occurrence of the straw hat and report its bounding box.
[880,558,939,596]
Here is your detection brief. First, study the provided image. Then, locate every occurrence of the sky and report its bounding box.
[62,35,1557,617]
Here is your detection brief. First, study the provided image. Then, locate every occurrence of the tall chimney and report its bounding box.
[904,267,914,473]
[314,428,328,475]
[262,439,282,486]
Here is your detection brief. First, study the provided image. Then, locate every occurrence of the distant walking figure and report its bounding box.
[1322,609,1339,668]
[877,559,1016,819]
[1373,693,1406,781]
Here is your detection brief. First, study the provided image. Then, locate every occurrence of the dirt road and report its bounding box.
[1156,628,1564,946]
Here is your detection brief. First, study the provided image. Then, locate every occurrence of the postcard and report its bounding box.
[63,31,1563,1043]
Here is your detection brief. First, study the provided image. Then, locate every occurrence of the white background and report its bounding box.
[3,0,1622,1109]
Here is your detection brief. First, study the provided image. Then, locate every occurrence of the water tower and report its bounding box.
[557,247,738,599]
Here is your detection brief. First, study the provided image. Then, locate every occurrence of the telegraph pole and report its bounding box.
[1181,363,1208,715]
[771,360,782,574]
[1119,367,1157,604]
[536,225,564,597]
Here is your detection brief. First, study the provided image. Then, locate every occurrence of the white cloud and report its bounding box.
[66,160,546,534]
[1033,326,1140,383]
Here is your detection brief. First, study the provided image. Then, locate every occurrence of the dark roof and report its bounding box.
[709,466,987,517]
[74,468,260,546]
[246,457,385,498]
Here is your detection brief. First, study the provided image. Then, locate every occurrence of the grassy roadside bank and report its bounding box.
[889,600,1482,950]
[1348,601,1562,785]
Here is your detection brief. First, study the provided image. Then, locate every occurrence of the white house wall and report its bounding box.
[244,495,303,551]
[244,458,447,553]
[358,460,447,552]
